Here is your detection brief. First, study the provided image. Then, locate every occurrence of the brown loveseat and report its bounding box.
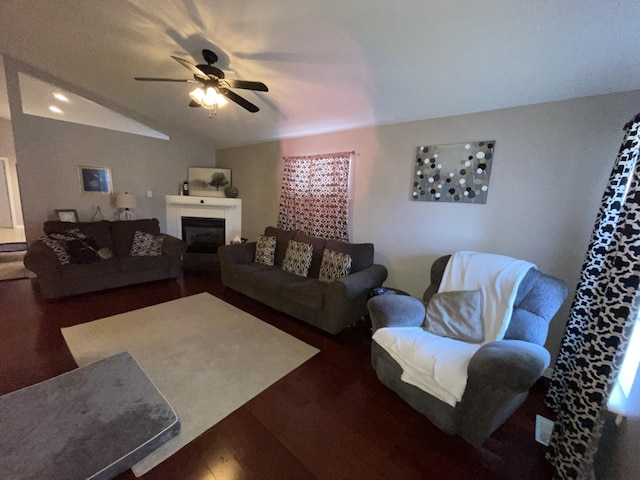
[24,218,187,299]
[218,226,388,334]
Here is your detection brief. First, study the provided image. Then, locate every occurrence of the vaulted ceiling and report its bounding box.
[1,1,638,148]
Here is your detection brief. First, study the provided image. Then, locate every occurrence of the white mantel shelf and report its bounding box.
[166,195,240,208]
[165,195,242,245]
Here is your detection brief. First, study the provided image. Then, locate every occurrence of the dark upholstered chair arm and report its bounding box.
[161,234,187,257]
[467,340,550,392]
[23,240,61,276]
[368,295,426,333]
[329,264,388,300]
[218,242,257,266]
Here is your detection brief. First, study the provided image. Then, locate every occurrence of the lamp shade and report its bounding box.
[116,192,136,209]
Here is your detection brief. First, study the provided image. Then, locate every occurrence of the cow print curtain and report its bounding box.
[546,113,640,479]
[277,151,352,241]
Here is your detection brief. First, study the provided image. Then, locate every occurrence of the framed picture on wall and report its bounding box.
[78,165,112,194]
[55,209,79,222]
[411,140,495,204]
[188,167,232,197]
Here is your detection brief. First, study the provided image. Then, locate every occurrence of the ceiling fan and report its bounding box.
[135,49,268,113]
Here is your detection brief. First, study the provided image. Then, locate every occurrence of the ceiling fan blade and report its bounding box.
[171,56,209,81]
[219,89,259,113]
[224,79,269,92]
[134,77,194,82]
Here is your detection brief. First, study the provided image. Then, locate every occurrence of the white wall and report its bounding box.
[3,57,218,242]
[217,89,640,362]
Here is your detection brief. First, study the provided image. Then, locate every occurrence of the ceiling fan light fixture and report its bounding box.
[137,49,265,113]
[189,86,205,104]
[189,86,228,110]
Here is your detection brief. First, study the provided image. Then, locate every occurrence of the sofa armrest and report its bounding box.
[218,242,257,267]
[467,340,550,392]
[329,264,388,299]
[162,234,187,258]
[367,294,426,332]
[23,240,61,276]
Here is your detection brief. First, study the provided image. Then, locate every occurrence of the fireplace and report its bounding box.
[181,217,225,254]
[165,195,241,249]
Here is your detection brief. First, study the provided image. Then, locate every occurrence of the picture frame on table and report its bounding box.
[78,165,113,194]
[55,209,79,223]
[188,167,232,197]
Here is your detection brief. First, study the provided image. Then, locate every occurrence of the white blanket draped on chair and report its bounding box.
[373,251,535,406]
[439,251,535,344]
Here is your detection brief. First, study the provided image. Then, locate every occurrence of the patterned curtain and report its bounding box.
[546,113,640,479]
[277,151,352,241]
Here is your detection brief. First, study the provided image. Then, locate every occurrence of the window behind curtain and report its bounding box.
[277,151,352,241]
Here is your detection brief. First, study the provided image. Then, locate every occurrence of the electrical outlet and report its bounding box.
[535,414,554,445]
[147,190,152,198]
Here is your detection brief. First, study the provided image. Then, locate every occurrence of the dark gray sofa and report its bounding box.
[218,226,388,334]
[24,218,187,299]
[368,254,568,446]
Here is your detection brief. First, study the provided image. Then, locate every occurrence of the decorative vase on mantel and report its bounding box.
[224,185,239,198]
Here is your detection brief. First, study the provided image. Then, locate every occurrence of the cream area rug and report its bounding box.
[0,252,33,281]
[61,292,319,477]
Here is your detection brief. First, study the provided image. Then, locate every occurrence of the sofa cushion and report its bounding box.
[119,255,171,273]
[44,220,112,249]
[424,290,484,343]
[281,279,327,310]
[264,227,296,265]
[60,259,120,279]
[129,231,164,257]
[281,240,313,277]
[325,239,374,273]
[228,263,277,278]
[250,268,309,291]
[255,235,276,266]
[293,232,326,278]
[318,249,352,284]
[111,219,161,257]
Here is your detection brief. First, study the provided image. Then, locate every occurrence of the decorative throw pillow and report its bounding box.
[424,290,484,343]
[129,230,164,256]
[254,235,276,266]
[318,248,352,284]
[281,240,313,277]
[39,235,71,265]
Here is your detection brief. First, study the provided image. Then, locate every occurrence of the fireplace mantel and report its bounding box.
[165,195,241,246]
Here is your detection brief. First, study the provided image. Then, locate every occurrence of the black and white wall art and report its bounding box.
[411,141,495,204]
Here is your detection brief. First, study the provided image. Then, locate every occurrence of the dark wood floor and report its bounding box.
[0,267,556,480]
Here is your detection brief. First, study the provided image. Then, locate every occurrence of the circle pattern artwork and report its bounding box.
[411,140,495,203]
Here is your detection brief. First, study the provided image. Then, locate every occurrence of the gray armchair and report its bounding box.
[368,254,568,446]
